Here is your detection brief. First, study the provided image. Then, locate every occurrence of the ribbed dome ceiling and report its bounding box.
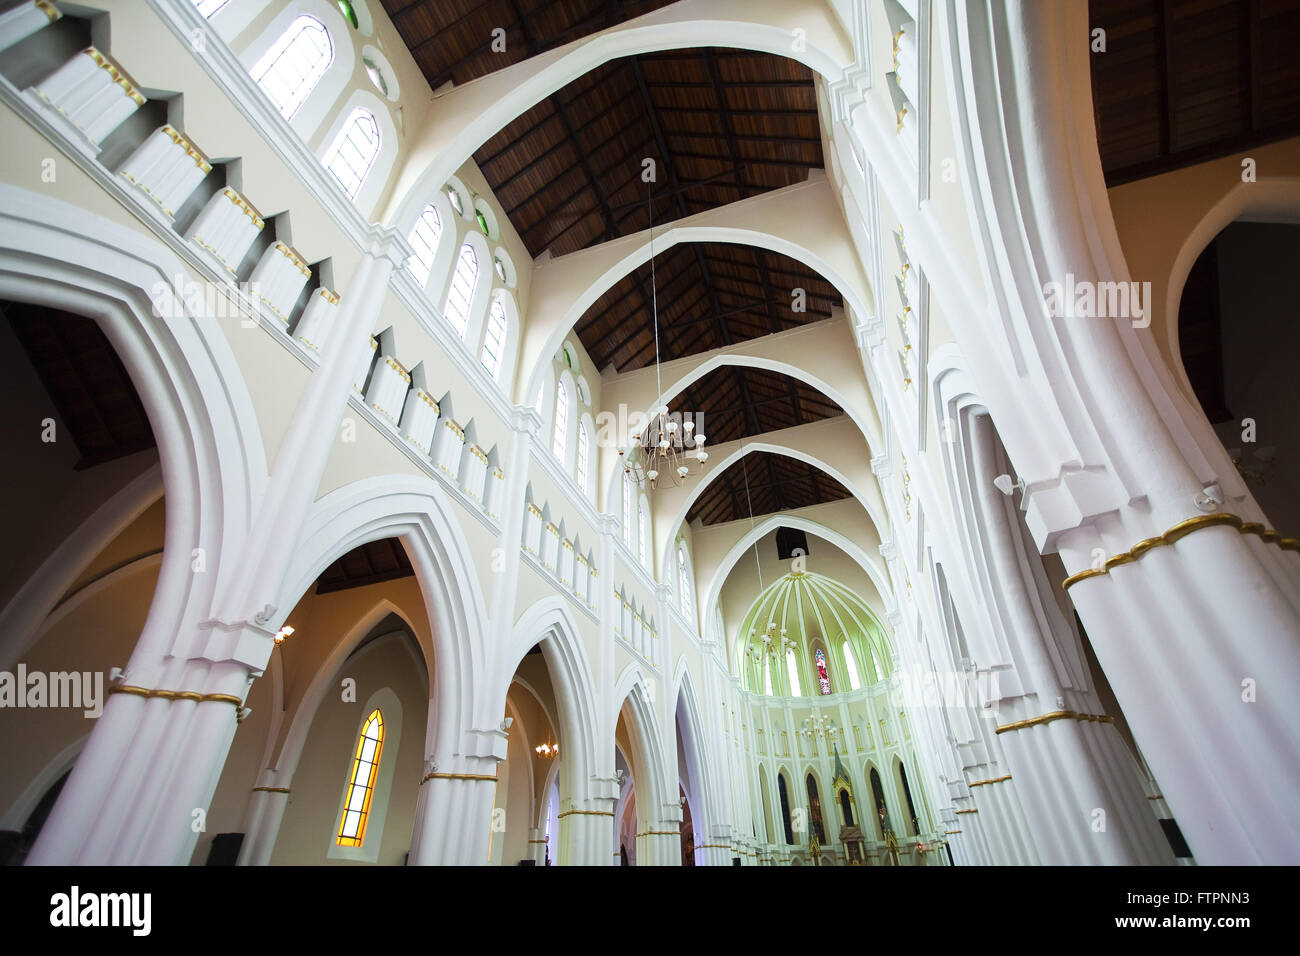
[735,572,891,697]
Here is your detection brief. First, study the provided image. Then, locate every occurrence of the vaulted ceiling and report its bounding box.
[386,0,851,522]
[575,243,841,373]
[667,366,843,448]
[686,450,853,527]
[1090,0,1300,184]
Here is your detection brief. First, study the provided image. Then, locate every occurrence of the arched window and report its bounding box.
[323,108,380,199]
[637,500,648,567]
[621,471,633,546]
[480,298,507,379]
[336,709,383,847]
[443,242,478,338]
[677,542,692,617]
[777,775,794,844]
[815,648,831,695]
[552,379,569,460]
[843,641,862,690]
[407,203,443,287]
[251,15,333,120]
[786,648,801,696]
[575,421,590,491]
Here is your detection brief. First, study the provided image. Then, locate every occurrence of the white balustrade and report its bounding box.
[364,354,410,425]
[461,445,488,502]
[575,553,589,601]
[558,540,575,590]
[248,241,311,324]
[398,389,439,455]
[0,1,60,54]
[484,467,505,520]
[893,23,918,105]
[31,46,144,147]
[431,417,465,479]
[117,125,211,219]
[295,287,338,352]
[540,523,559,570]
[353,335,377,394]
[189,187,264,276]
[522,503,542,555]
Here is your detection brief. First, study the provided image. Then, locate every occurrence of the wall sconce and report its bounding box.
[273,624,294,646]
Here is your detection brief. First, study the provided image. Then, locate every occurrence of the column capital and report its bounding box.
[195,617,278,673]
[510,403,543,435]
[361,222,416,269]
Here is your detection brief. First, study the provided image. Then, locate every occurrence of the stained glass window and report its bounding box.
[445,185,464,216]
[251,15,333,120]
[323,108,380,199]
[576,423,590,491]
[443,242,478,338]
[816,648,831,695]
[552,379,569,460]
[336,709,383,846]
[481,298,507,379]
[621,471,632,546]
[407,203,442,286]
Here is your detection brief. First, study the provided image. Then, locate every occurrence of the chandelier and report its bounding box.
[747,620,794,665]
[534,742,559,758]
[802,713,838,741]
[620,179,708,490]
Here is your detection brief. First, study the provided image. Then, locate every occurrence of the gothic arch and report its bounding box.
[699,515,894,645]
[385,0,852,229]
[282,475,486,762]
[501,597,602,816]
[0,184,265,675]
[518,184,875,407]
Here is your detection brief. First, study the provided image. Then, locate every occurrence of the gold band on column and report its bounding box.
[420,771,498,784]
[636,829,681,837]
[108,683,245,720]
[967,774,1012,788]
[954,809,978,815]
[1063,513,1299,591]
[557,809,614,819]
[995,710,1113,734]
[252,786,291,794]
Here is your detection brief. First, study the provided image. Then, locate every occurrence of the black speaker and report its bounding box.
[204,832,244,866]
[518,859,536,866]
[776,527,809,561]
[732,857,742,866]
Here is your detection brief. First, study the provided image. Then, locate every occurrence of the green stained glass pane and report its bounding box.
[475,208,490,236]
[336,0,359,30]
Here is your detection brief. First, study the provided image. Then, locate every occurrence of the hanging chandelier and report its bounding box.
[620,178,708,490]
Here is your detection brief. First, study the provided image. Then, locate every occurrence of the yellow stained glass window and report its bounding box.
[336,709,384,847]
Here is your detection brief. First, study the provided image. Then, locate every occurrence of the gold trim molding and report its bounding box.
[967,774,1012,788]
[420,772,497,784]
[995,710,1113,735]
[108,683,244,719]
[954,809,978,815]
[1063,513,1299,591]
[557,809,614,819]
[252,786,290,794]
[636,829,681,838]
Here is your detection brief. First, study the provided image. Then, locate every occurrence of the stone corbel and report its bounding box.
[1021,465,1130,552]
[195,616,279,674]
